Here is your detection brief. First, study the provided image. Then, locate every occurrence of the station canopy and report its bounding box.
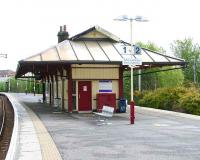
[15,25,186,78]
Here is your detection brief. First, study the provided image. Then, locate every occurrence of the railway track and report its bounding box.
[0,95,14,160]
[0,97,5,136]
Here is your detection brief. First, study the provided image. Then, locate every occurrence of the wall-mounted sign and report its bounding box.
[99,80,112,92]
[83,86,87,91]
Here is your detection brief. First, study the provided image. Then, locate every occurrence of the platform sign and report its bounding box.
[121,45,142,66]
[122,55,135,66]
[122,45,132,54]
[134,45,142,55]
[133,55,142,65]
[99,80,112,92]
[122,55,142,66]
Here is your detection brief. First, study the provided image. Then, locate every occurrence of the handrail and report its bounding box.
[0,97,5,136]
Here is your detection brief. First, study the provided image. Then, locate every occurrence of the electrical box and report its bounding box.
[96,93,116,112]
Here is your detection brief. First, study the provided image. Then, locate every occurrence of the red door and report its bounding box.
[78,81,92,111]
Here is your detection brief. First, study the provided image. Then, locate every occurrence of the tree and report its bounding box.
[137,41,166,54]
[157,67,184,88]
[137,41,184,90]
[123,41,184,101]
[171,38,200,83]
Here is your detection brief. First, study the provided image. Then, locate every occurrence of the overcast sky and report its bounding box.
[0,0,199,70]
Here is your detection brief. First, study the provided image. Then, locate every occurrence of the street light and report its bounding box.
[0,53,7,58]
[114,14,148,101]
[114,15,148,22]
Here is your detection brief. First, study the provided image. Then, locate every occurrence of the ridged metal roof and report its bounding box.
[16,25,186,78]
[22,39,185,65]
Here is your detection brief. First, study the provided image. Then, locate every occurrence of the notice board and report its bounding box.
[99,80,112,93]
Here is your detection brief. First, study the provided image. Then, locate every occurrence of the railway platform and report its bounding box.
[3,93,200,160]
[4,93,62,160]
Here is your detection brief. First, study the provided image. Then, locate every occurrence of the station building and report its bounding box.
[15,25,185,113]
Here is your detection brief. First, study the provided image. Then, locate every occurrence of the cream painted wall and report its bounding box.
[71,64,120,111]
[72,64,119,80]
[53,76,57,105]
[63,69,68,111]
[51,77,68,110]
[91,80,98,110]
[46,82,50,103]
[76,80,78,111]
[63,79,68,110]
[72,64,119,68]
[72,68,119,79]
[81,30,107,39]
[47,65,120,112]
[91,80,119,109]
[58,80,62,98]
[75,80,119,110]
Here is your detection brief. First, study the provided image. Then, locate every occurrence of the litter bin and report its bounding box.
[54,97,61,109]
[118,98,127,113]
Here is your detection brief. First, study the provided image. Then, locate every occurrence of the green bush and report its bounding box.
[138,88,181,110]
[137,86,200,115]
[178,88,200,115]
[133,90,144,104]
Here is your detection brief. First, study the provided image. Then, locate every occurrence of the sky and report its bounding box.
[0,0,200,71]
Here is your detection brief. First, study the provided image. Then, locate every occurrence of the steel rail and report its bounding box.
[0,97,5,136]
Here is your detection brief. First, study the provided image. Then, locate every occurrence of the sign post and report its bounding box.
[122,45,142,125]
[114,14,148,125]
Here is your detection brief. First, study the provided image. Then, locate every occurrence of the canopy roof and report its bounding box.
[16,26,186,78]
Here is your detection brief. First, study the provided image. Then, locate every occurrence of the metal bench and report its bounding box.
[94,106,114,125]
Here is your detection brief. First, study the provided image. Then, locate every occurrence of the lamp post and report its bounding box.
[0,53,7,58]
[114,15,148,124]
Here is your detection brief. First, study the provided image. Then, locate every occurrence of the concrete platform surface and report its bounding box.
[6,93,62,160]
[12,93,200,160]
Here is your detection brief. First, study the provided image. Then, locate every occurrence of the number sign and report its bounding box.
[134,45,141,55]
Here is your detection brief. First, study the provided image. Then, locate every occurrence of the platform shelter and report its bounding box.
[15,25,186,113]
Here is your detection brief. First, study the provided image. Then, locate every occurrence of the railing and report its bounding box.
[0,97,5,136]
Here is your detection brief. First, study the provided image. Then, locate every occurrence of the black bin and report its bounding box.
[118,98,127,113]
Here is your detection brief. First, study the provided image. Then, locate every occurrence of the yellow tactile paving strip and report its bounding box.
[24,105,63,160]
